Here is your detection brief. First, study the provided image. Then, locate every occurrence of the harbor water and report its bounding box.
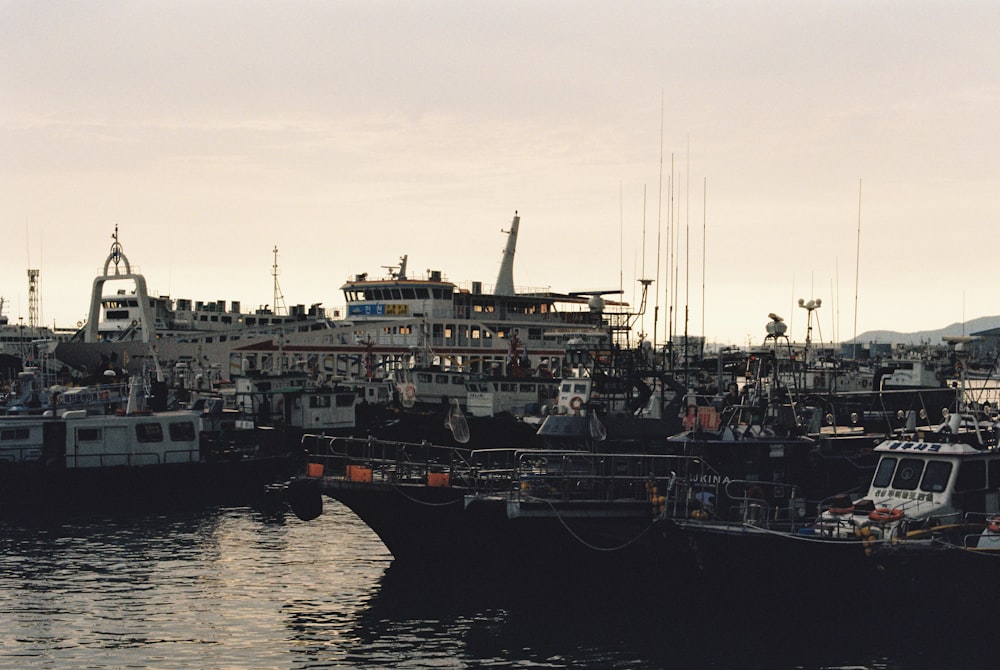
[1,502,994,669]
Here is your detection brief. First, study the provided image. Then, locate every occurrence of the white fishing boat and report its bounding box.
[0,375,301,518]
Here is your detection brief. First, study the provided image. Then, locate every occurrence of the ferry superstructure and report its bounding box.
[55,214,626,387]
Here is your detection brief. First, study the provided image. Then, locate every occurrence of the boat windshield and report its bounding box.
[921,461,952,493]
[872,457,897,488]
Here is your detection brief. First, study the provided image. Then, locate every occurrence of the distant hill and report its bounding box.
[849,315,1000,346]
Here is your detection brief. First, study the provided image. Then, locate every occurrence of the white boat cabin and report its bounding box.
[0,411,201,468]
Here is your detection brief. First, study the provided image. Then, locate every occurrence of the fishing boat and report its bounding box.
[0,375,301,519]
[668,396,1000,606]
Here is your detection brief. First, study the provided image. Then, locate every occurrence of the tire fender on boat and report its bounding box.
[868,507,904,523]
[287,477,323,521]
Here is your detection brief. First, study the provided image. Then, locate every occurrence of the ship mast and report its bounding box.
[272,245,287,316]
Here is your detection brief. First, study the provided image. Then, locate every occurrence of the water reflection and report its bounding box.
[1,503,996,669]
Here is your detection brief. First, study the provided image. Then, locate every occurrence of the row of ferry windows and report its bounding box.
[106,310,295,328]
[873,456,1000,493]
[345,287,448,301]
[76,422,198,444]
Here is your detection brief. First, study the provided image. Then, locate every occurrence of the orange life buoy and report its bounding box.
[869,507,904,523]
[568,396,584,411]
[987,515,1000,534]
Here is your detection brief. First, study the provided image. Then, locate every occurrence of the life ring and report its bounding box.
[987,515,1000,534]
[869,507,904,523]
[568,396,584,411]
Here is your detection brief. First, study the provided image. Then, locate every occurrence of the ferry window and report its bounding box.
[1,428,30,441]
[573,383,588,395]
[890,458,924,491]
[520,384,535,393]
[309,395,332,409]
[335,394,354,407]
[402,288,415,299]
[920,460,952,493]
[168,422,197,442]
[561,383,573,394]
[135,423,164,443]
[390,289,402,300]
[415,288,430,299]
[417,373,432,383]
[956,460,987,492]
[435,375,449,384]
[106,310,130,320]
[77,428,102,442]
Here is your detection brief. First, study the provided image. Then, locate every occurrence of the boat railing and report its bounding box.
[722,479,805,530]
[68,447,200,468]
[469,448,724,515]
[299,434,476,486]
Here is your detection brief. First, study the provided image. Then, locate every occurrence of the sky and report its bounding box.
[2,0,998,348]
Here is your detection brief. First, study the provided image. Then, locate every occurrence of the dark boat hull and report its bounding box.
[0,454,300,520]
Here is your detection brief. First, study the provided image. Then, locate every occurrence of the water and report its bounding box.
[0,502,994,669]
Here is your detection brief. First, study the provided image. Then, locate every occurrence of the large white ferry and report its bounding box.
[55,214,624,389]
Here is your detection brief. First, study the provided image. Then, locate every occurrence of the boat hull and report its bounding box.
[0,453,300,520]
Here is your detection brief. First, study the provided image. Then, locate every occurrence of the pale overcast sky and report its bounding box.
[2,1,998,346]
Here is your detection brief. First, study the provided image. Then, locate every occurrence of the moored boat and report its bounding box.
[669,400,1000,605]
[0,377,301,519]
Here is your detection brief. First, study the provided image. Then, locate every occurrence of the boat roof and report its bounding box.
[874,439,984,456]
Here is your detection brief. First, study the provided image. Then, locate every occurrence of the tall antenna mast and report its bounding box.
[654,91,664,353]
[852,179,862,358]
[26,268,39,328]
[272,245,287,316]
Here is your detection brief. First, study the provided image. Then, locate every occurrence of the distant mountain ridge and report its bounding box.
[850,315,1000,346]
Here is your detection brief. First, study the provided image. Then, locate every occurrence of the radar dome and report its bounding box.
[588,295,605,313]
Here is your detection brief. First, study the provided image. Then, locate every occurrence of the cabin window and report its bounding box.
[920,460,952,493]
[135,422,164,443]
[309,395,332,409]
[415,288,430,299]
[168,422,197,442]
[77,428,102,442]
[1,428,30,441]
[335,394,354,408]
[872,457,897,488]
[435,375,449,384]
[956,460,987,492]
[401,288,416,299]
[417,373,432,383]
[106,310,130,320]
[520,384,535,393]
[890,458,924,491]
[451,376,464,385]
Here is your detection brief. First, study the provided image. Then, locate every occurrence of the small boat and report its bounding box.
[0,376,301,519]
[669,399,1000,606]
